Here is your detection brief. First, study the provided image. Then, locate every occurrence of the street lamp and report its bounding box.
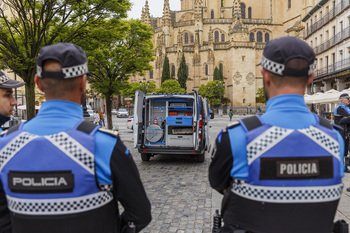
[140,78,150,94]
[216,81,225,116]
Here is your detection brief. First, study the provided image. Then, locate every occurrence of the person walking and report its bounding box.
[228,109,233,121]
[0,71,25,131]
[0,43,151,233]
[209,37,344,233]
[99,111,105,127]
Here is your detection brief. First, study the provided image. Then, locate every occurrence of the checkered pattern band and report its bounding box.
[45,132,95,175]
[261,55,285,76]
[99,184,113,192]
[0,74,10,84]
[246,126,293,165]
[299,126,340,161]
[7,191,113,215]
[0,132,39,172]
[231,183,343,203]
[37,63,88,79]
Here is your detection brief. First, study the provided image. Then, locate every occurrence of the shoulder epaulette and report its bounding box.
[223,120,240,133]
[98,128,119,137]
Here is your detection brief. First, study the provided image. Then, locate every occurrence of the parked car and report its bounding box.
[117,108,129,118]
[127,116,134,130]
[111,109,117,115]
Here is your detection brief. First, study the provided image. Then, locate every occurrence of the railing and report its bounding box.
[255,42,266,50]
[231,41,254,48]
[183,45,194,52]
[203,18,232,24]
[200,45,209,51]
[214,43,228,50]
[315,57,350,79]
[242,18,272,24]
[313,26,350,54]
[304,0,350,38]
[166,47,177,53]
[174,20,195,28]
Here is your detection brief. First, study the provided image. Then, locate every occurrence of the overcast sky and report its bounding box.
[128,0,181,19]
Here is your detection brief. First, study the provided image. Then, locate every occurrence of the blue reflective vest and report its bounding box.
[232,115,343,204]
[0,120,113,216]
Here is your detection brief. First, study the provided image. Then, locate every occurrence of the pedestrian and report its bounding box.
[228,109,233,121]
[209,37,344,233]
[99,111,105,127]
[0,43,151,233]
[334,93,350,174]
[0,70,25,131]
[257,106,262,114]
[94,110,100,125]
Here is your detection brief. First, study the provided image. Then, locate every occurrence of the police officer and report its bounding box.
[335,93,350,174]
[0,71,25,131]
[209,37,344,233]
[0,43,151,233]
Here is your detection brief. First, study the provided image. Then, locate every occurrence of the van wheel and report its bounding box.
[197,153,205,162]
[141,153,150,161]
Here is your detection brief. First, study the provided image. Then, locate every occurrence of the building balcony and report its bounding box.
[313,26,350,55]
[314,57,350,80]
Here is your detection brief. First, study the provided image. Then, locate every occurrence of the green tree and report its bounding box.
[122,81,157,104]
[198,81,225,106]
[157,79,185,94]
[0,0,130,119]
[256,87,266,103]
[177,54,188,90]
[86,19,154,129]
[161,55,170,84]
[213,67,221,81]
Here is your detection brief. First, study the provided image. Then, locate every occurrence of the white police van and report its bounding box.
[133,90,210,162]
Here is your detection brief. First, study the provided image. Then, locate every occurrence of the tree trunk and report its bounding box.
[105,93,113,130]
[25,77,36,120]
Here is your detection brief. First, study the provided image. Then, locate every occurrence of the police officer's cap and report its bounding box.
[340,93,350,100]
[257,36,316,77]
[36,43,89,79]
[0,70,25,88]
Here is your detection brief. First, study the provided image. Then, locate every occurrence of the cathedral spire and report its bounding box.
[163,0,171,27]
[142,0,151,26]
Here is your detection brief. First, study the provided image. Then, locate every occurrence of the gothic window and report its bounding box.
[257,31,263,42]
[288,0,291,9]
[215,31,219,42]
[191,35,194,43]
[265,33,270,42]
[150,70,153,79]
[221,34,225,42]
[211,10,214,19]
[205,64,208,76]
[171,65,175,77]
[184,33,189,44]
[241,3,246,19]
[248,7,252,19]
[186,65,189,76]
[249,32,254,42]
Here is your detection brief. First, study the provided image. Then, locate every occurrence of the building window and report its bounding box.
[205,64,208,76]
[191,35,194,43]
[211,10,214,19]
[186,65,189,76]
[221,34,225,42]
[248,7,252,19]
[241,3,246,19]
[215,31,219,42]
[243,98,246,103]
[150,70,153,79]
[171,65,175,77]
[288,0,291,9]
[249,32,254,42]
[184,33,189,44]
[257,31,262,42]
[265,33,270,42]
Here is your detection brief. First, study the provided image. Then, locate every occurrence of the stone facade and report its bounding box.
[130,0,314,106]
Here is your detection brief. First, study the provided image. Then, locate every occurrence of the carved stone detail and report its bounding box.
[233,71,242,85]
[246,72,255,85]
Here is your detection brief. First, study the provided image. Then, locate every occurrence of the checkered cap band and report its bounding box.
[99,184,113,192]
[37,63,88,79]
[247,126,293,165]
[299,126,340,161]
[261,55,285,76]
[45,132,95,174]
[231,183,343,203]
[0,132,39,172]
[0,74,10,84]
[7,192,113,215]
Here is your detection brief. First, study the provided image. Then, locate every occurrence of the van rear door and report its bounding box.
[193,90,200,150]
[202,97,210,151]
[133,90,145,148]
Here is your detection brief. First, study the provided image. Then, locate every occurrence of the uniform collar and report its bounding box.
[266,94,309,113]
[37,100,83,119]
[0,114,10,126]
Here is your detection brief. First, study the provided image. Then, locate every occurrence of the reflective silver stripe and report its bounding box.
[45,132,95,174]
[0,132,39,172]
[7,192,113,215]
[246,126,293,165]
[231,183,343,203]
[298,126,340,161]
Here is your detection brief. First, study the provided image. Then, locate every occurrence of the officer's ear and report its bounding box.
[261,69,271,87]
[79,75,86,93]
[34,75,44,92]
[306,72,314,86]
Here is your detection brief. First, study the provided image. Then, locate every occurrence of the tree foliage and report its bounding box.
[256,87,266,103]
[86,19,154,129]
[157,79,185,94]
[198,81,226,106]
[177,54,187,90]
[161,55,170,84]
[122,81,157,104]
[0,0,131,119]
[213,67,221,81]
